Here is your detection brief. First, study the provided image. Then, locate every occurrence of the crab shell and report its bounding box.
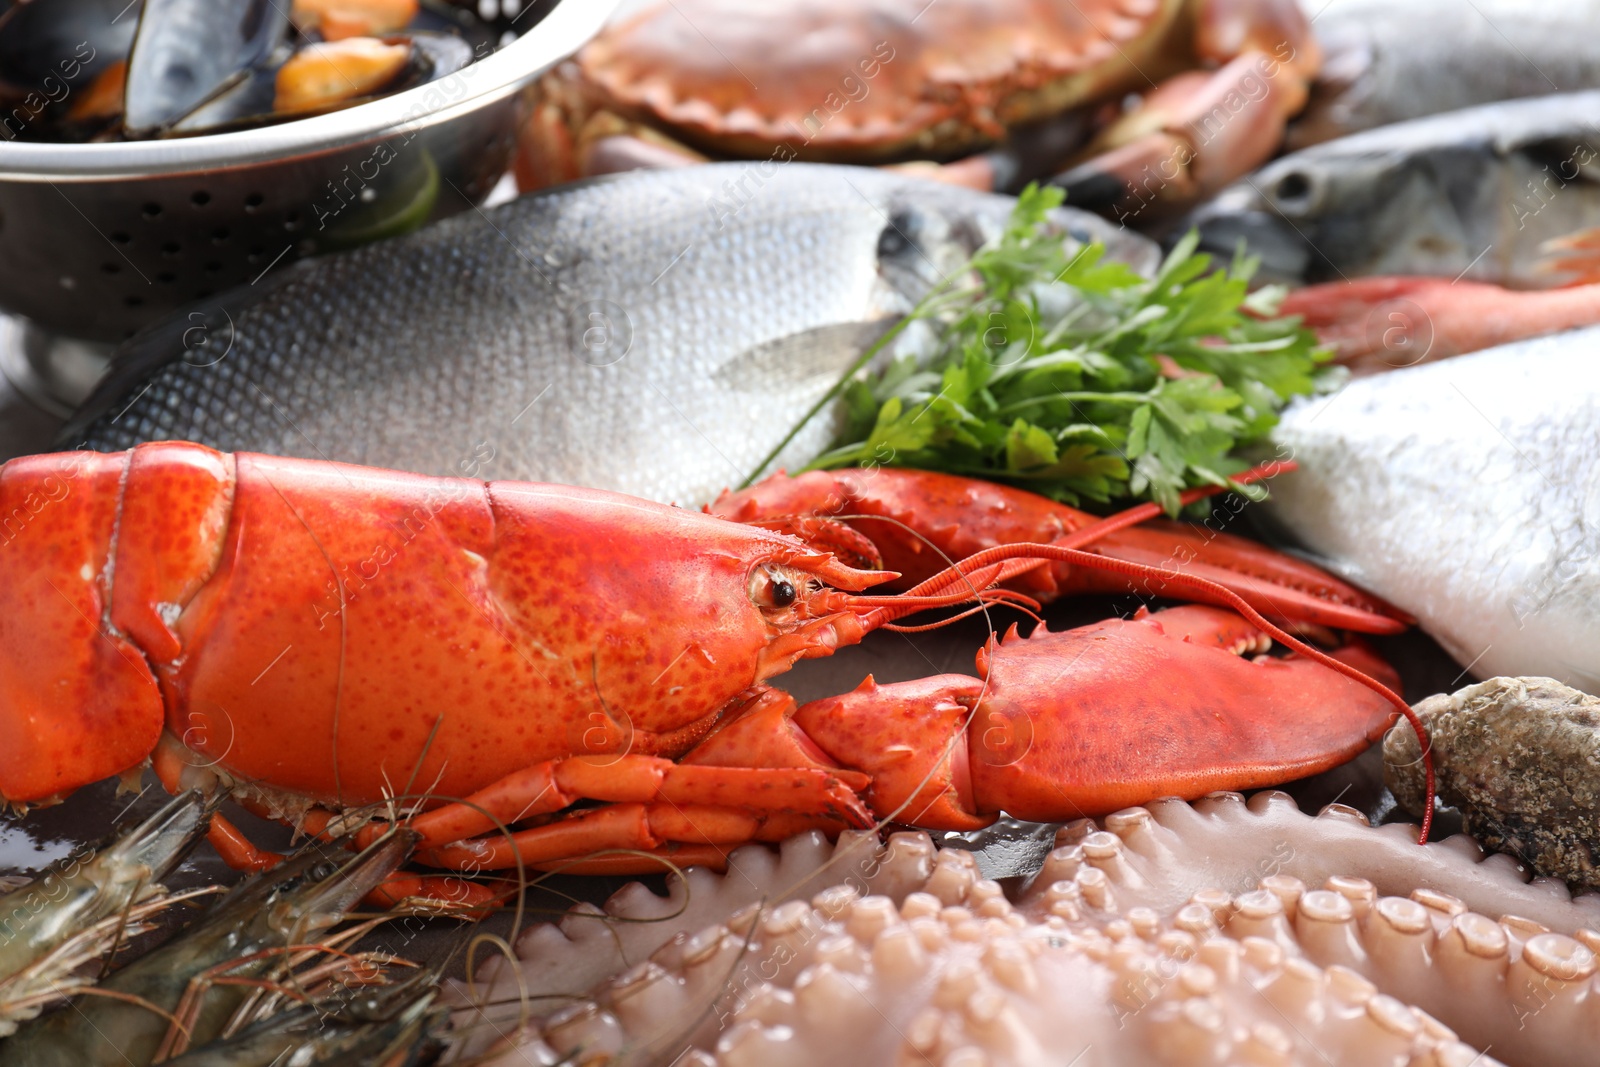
[565,0,1209,164]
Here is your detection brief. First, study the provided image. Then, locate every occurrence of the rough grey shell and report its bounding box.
[1387,676,1600,891]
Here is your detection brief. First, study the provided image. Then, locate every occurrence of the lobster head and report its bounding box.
[736,531,898,683]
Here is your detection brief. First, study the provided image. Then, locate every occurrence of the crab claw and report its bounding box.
[791,605,1400,828]
[709,468,1409,635]
[1053,0,1320,222]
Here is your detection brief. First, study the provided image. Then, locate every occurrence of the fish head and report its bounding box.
[1183,145,1441,284]
[870,177,1158,307]
[870,191,994,303]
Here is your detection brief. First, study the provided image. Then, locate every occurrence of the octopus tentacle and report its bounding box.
[1045,791,1600,933]
[452,794,1600,1066]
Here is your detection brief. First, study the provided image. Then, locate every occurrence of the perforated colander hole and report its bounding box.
[111,231,131,244]
[283,211,302,232]
[211,227,230,244]
[124,295,144,307]
[141,202,161,218]
[205,261,222,273]
[157,272,176,283]
[161,242,181,256]
[190,190,211,207]
[246,246,265,263]
[243,193,265,213]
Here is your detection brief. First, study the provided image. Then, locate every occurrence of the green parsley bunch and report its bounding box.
[752,184,1333,516]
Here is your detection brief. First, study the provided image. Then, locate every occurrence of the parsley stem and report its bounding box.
[997,390,1151,415]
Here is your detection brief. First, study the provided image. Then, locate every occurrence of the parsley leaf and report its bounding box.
[772,184,1332,515]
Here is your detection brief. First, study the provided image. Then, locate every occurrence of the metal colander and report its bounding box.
[0,0,615,345]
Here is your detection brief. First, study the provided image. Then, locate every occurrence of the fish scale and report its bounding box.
[66,164,1150,506]
[1261,324,1600,688]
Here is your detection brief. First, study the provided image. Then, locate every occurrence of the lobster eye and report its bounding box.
[749,565,799,609]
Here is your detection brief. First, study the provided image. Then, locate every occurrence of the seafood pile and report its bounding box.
[519,0,1321,213]
[0,438,1418,887]
[456,792,1600,1066]
[514,0,1600,217]
[0,0,497,142]
[5,0,1600,1061]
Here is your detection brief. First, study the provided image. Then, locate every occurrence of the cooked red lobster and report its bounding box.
[0,443,1427,894]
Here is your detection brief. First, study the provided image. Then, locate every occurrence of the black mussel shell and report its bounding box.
[124,0,289,136]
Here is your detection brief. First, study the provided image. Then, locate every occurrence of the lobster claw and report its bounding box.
[710,468,1411,634]
[791,605,1401,827]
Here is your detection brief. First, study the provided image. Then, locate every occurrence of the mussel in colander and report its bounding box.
[123,0,289,136]
[0,0,492,142]
[172,30,472,135]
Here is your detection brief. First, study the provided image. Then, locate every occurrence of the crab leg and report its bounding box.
[710,465,1410,634]
[1054,0,1320,218]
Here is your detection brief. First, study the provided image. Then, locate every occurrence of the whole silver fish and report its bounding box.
[1185,91,1600,287]
[1292,0,1600,149]
[64,164,1151,505]
[1259,326,1600,691]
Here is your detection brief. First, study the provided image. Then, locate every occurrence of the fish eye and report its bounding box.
[748,565,799,609]
[1271,170,1314,210]
[877,207,921,258]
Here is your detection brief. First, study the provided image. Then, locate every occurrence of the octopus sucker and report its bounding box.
[450,792,1600,1065]
[1051,790,1600,932]
[447,828,936,1052]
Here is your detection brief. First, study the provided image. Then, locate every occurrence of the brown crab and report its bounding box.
[517,0,1320,220]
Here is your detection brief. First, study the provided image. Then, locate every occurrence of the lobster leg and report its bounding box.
[710,467,1410,634]
[360,747,869,872]
[374,604,1408,875]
